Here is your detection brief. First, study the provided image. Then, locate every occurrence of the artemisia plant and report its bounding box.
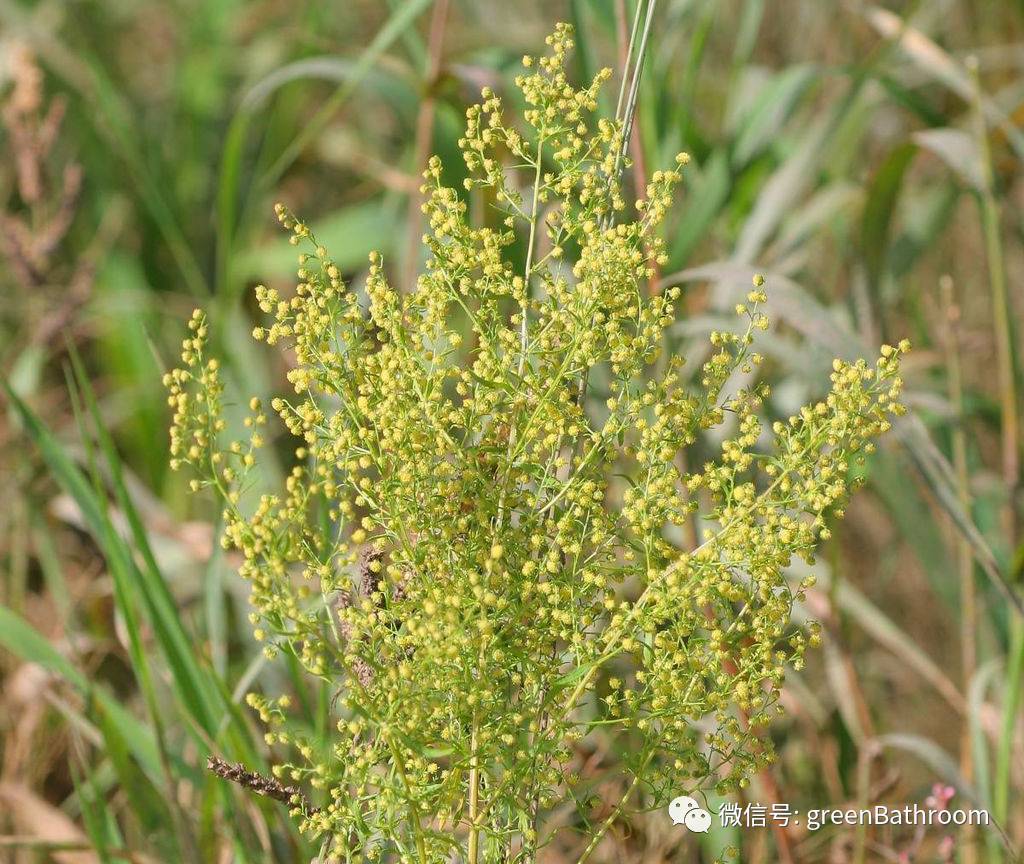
[166,23,907,863]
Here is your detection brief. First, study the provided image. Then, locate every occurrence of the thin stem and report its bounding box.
[597,0,658,233]
[612,0,643,120]
[994,624,1024,829]
[385,733,430,864]
[574,759,648,864]
[518,134,545,376]
[970,59,1022,858]
[610,1,657,192]
[467,717,482,864]
[940,275,979,864]
[524,654,555,860]
[489,131,548,864]
[575,0,658,458]
[557,408,840,727]
[969,57,1019,550]
[403,0,451,294]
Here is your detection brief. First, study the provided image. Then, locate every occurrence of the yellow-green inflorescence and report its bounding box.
[165,23,907,863]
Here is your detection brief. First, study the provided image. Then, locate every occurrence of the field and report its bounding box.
[1,1,1022,862]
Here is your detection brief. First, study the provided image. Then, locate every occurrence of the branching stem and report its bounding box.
[518,134,546,377]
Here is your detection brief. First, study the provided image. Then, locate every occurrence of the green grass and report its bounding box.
[1,1,1023,861]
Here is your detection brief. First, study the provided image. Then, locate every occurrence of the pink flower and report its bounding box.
[926,783,955,811]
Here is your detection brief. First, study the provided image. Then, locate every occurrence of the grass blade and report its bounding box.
[0,606,177,784]
[260,0,435,189]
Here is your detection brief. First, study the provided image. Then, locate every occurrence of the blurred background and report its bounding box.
[1,0,1022,861]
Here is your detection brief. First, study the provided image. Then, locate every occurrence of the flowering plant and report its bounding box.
[166,24,906,863]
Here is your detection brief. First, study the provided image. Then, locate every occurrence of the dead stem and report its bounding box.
[207,756,319,814]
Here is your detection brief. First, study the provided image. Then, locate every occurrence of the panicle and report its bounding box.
[165,24,909,859]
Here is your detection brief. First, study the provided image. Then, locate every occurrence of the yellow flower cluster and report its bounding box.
[166,24,907,861]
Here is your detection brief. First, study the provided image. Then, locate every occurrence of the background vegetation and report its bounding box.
[1,0,1022,861]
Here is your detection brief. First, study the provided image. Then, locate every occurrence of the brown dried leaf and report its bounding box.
[0,783,98,864]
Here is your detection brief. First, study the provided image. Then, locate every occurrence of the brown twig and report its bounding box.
[358,545,384,598]
[1,47,87,307]
[32,163,82,262]
[206,756,319,814]
[30,195,126,348]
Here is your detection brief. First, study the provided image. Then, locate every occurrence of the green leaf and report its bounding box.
[699,791,741,862]
[732,64,817,167]
[236,198,400,280]
[872,71,945,126]
[869,446,957,608]
[668,149,730,269]
[4,375,222,743]
[216,59,417,301]
[68,355,261,763]
[93,700,176,847]
[69,761,118,863]
[261,0,437,188]
[913,127,983,190]
[0,606,174,783]
[861,141,916,290]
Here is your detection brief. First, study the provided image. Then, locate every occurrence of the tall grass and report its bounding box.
[1,1,1022,861]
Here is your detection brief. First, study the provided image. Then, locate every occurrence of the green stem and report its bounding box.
[386,733,429,864]
[971,59,1021,864]
[970,58,1019,551]
[518,134,545,377]
[467,717,482,864]
[993,618,1023,831]
[941,276,980,864]
[574,748,656,864]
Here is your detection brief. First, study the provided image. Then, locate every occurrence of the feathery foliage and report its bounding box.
[165,24,907,862]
